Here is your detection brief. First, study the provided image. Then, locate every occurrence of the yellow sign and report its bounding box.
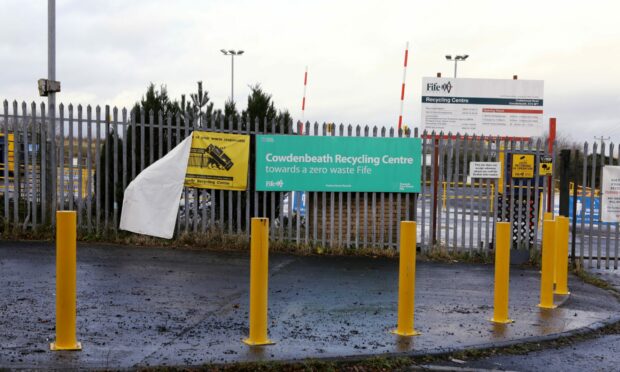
[184,131,250,190]
[539,155,553,176]
[511,154,534,178]
[59,168,93,198]
[0,133,15,173]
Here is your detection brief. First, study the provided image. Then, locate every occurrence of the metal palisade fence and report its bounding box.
[574,141,620,270]
[0,99,618,269]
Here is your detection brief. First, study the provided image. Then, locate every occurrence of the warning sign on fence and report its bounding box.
[511,154,534,178]
[469,162,501,178]
[539,155,553,176]
[602,166,620,223]
[184,131,250,190]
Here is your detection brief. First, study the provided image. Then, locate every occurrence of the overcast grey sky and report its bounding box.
[1,0,619,142]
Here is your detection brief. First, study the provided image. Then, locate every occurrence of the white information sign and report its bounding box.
[602,166,620,222]
[469,162,501,179]
[421,77,544,138]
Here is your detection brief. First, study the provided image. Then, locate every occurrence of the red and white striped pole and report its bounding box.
[300,66,308,134]
[398,42,409,131]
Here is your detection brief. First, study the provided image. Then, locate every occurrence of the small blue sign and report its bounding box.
[292,191,306,216]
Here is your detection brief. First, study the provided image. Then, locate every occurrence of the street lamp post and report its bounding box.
[220,49,244,103]
[48,0,57,221]
[48,0,56,111]
[445,54,469,78]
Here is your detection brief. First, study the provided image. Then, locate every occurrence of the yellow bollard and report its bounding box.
[543,212,557,283]
[554,216,570,295]
[391,221,421,336]
[553,216,560,285]
[491,222,513,323]
[538,219,557,309]
[243,218,274,346]
[50,211,82,351]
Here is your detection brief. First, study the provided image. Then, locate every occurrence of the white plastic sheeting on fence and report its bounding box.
[119,134,192,239]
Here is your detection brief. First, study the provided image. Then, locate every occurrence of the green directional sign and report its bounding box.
[255,135,421,192]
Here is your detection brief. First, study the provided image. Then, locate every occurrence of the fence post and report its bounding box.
[442,181,447,211]
[243,217,274,346]
[491,222,513,323]
[432,137,439,245]
[546,118,556,213]
[559,150,571,217]
[392,221,421,336]
[571,149,580,267]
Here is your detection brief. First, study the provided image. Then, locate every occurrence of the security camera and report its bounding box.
[38,79,61,97]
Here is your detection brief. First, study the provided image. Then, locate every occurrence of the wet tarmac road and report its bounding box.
[1,241,619,369]
[424,334,620,371]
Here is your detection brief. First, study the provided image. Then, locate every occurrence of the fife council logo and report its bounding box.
[266,180,284,188]
[426,81,453,94]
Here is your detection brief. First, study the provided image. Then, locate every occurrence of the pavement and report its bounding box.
[1,241,619,370]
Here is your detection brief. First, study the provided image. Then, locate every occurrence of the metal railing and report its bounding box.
[572,141,620,269]
[3,99,617,269]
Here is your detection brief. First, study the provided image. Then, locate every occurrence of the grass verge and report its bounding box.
[2,222,544,266]
[571,261,620,298]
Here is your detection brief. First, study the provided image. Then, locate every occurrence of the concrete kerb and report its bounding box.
[405,314,620,361]
[210,308,620,369]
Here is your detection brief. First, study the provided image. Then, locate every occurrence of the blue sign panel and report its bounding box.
[555,196,614,225]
